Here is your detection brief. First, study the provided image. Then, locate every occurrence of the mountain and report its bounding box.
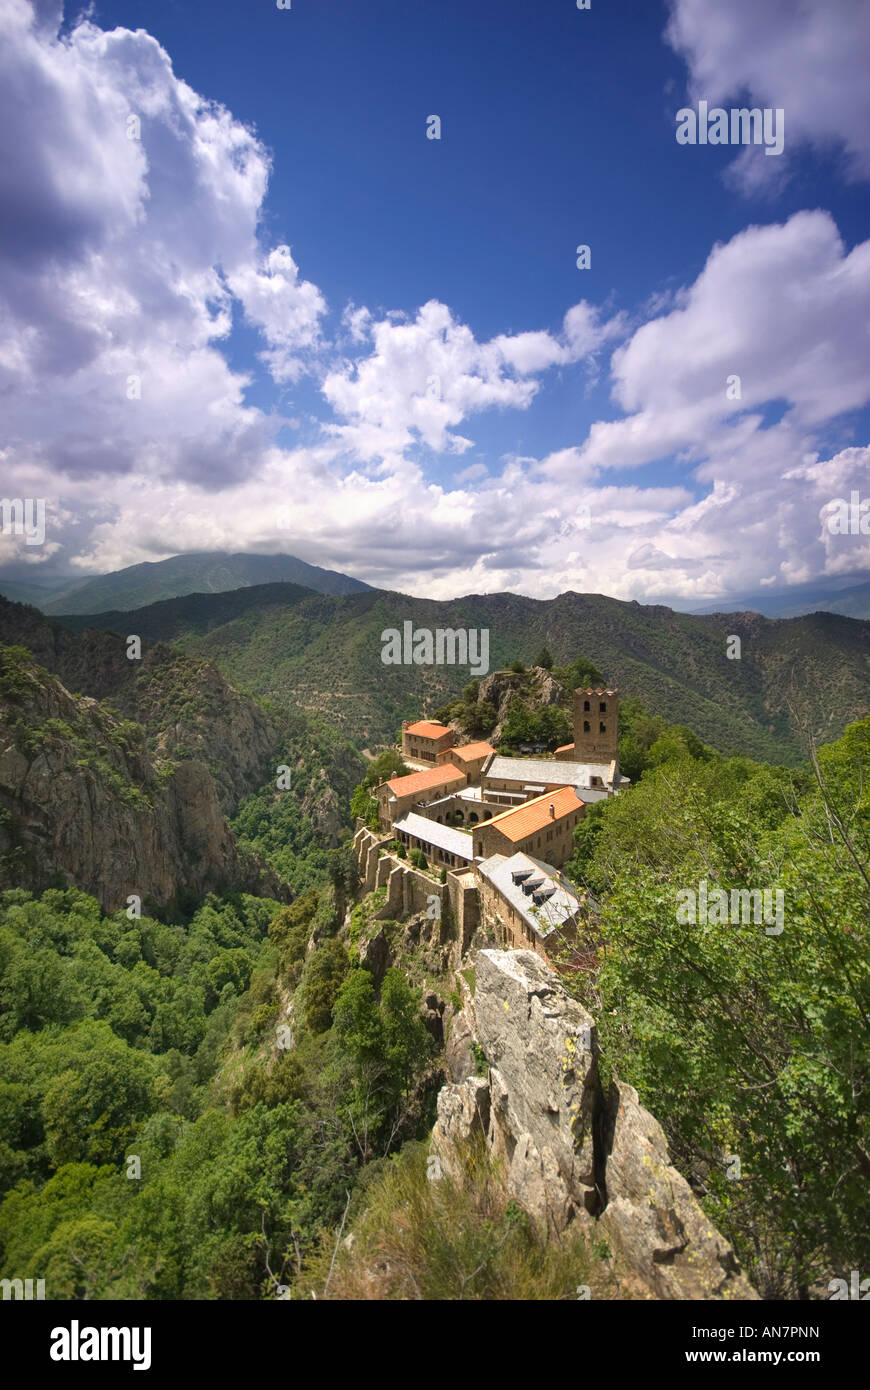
[55,583,870,766]
[690,577,870,621]
[0,550,371,616]
[0,578,71,609]
[0,594,364,909]
[0,643,287,912]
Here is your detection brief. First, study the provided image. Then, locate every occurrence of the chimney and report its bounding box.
[549,803,555,818]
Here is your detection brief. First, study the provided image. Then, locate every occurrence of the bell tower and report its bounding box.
[573,687,619,763]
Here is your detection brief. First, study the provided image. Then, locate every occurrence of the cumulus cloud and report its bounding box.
[666,0,870,189]
[227,245,327,383]
[582,211,870,470]
[321,298,620,463]
[0,1,866,610]
[0,0,319,491]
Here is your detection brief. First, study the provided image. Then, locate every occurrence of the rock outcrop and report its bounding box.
[475,665,566,746]
[0,646,287,911]
[0,595,280,814]
[432,948,758,1301]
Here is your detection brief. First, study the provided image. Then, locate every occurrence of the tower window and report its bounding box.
[583,700,590,712]
[583,720,590,733]
[600,701,607,712]
[600,722,606,734]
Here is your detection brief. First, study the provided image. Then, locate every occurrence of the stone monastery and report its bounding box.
[354,689,628,960]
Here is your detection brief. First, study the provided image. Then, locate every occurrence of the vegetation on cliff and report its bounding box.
[0,884,436,1298]
[562,716,870,1299]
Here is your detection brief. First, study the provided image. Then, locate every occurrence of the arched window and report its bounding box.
[600,722,606,734]
[583,720,590,733]
[583,700,590,712]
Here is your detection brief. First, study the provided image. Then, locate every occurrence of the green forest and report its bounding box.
[0,629,867,1300]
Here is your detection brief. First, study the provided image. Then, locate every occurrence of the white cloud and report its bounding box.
[582,211,870,470]
[0,0,320,490]
[666,0,870,189]
[320,298,620,462]
[226,245,327,383]
[0,1,866,610]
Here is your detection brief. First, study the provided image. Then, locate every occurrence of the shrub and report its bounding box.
[302,1138,613,1301]
[300,939,350,1033]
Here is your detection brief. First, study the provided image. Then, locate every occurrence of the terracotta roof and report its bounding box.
[404,720,453,739]
[554,742,575,756]
[383,765,466,797]
[575,688,618,697]
[480,786,583,842]
[450,741,496,761]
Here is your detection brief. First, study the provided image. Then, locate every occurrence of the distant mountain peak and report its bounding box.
[0,550,371,616]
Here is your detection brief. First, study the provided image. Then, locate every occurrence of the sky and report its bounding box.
[1,0,869,604]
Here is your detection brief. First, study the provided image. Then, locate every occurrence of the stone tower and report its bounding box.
[573,687,619,763]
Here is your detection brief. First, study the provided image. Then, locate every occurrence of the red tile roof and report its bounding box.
[383,765,466,797]
[481,785,583,842]
[450,741,496,761]
[554,742,575,757]
[404,720,453,739]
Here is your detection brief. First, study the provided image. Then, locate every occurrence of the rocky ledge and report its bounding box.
[432,948,758,1301]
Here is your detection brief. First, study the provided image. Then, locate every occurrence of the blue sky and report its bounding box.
[1,0,869,603]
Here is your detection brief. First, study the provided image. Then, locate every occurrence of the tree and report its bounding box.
[552,656,604,692]
[567,718,870,1297]
[350,750,408,831]
[464,700,497,737]
[301,939,349,1033]
[43,1028,164,1168]
[535,647,553,670]
[331,968,434,1160]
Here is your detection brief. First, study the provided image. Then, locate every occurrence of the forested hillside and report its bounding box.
[1,703,867,1297]
[0,596,365,908]
[58,583,870,764]
[29,550,371,616]
[562,717,870,1298]
[0,585,868,1300]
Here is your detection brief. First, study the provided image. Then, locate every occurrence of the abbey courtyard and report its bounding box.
[353,686,628,960]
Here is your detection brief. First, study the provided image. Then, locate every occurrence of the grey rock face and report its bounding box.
[0,656,286,911]
[433,948,758,1300]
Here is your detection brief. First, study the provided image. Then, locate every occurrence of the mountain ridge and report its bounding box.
[53,581,870,767]
[0,550,371,616]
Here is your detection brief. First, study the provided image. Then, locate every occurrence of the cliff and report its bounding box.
[0,645,287,911]
[433,948,758,1300]
[0,596,280,813]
